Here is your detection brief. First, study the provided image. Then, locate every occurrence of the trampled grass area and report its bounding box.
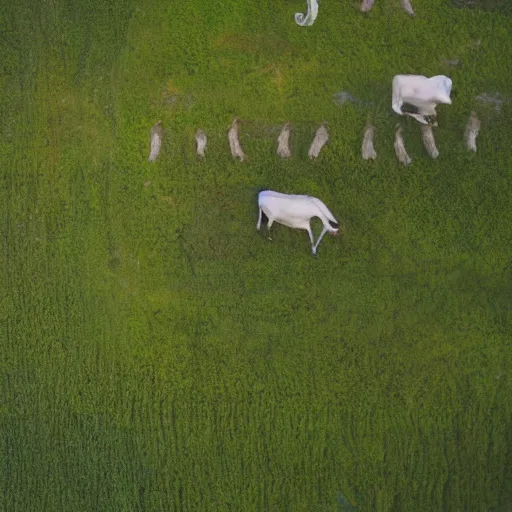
[1,0,512,510]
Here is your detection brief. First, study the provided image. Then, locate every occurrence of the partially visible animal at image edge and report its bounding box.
[308,123,329,159]
[257,190,339,256]
[148,120,163,162]
[361,0,415,15]
[295,0,319,26]
[228,117,247,162]
[360,0,376,12]
[277,123,292,158]
[400,0,415,15]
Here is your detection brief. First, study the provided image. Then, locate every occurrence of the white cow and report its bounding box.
[392,74,452,125]
[256,190,339,255]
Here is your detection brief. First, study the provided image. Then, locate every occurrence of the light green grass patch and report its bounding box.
[2,0,512,510]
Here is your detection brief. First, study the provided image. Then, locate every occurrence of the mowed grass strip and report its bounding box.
[1,0,512,510]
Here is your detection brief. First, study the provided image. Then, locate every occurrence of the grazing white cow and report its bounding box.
[392,74,452,125]
[256,190,339,256]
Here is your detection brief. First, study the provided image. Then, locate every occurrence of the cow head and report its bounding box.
[328,220,340,236]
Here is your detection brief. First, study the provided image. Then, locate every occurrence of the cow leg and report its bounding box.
[407,112,429,124]
[392,88,403,115]
[306,225,316,254]
[392,101,403,115]
[267,218,274,241]
[256,207,262,230]
[313,226,328,255]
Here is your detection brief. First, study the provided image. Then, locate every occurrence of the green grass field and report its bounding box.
[1,0,512,510]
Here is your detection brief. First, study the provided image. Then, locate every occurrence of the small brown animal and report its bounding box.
[420,124,439,159]
[361,124,377,160]
[465,111,480,152]
[228,117,247,162]
[308,123,329,159]
[195,129,207,158]
[394,124,412,166]
[148,121,163,162]
[276,123,292,158]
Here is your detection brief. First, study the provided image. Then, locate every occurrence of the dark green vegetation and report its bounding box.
[1,0,512,510]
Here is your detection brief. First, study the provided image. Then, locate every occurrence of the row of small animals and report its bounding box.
[148,112,481,165]
[368,112,480,165]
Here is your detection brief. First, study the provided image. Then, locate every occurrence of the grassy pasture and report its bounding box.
[1,0,512,510]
